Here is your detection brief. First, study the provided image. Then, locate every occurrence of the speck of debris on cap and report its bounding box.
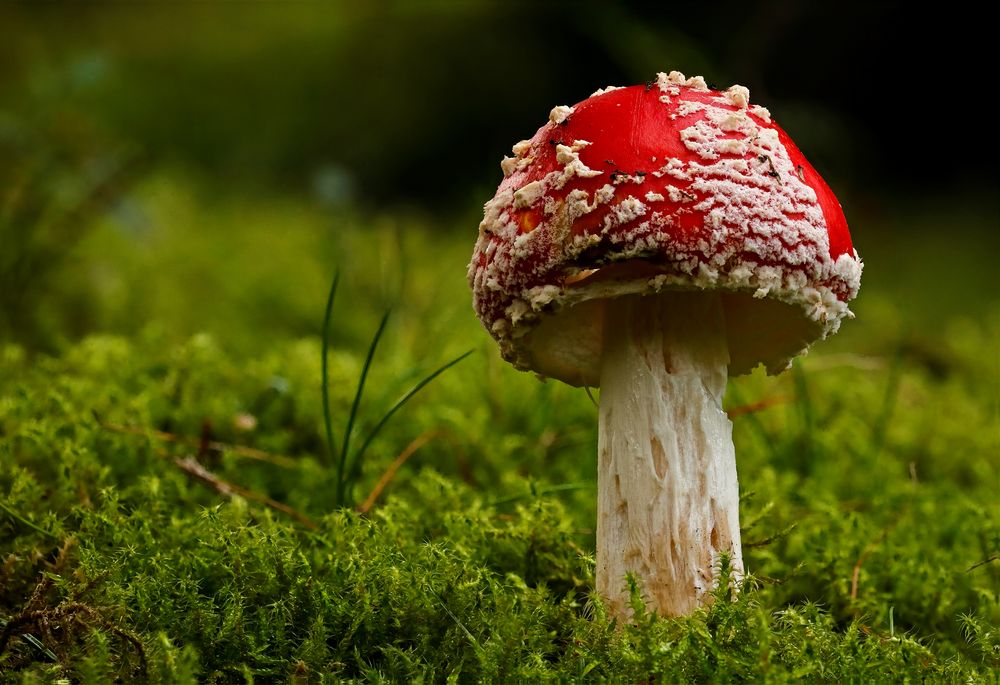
[590,85,623,97]
[549,105,575,125]
[750,105,772,123]
[724,85,750,109]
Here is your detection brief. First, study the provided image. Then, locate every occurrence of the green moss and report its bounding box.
[1,172,997,681]
[2,311,997,682]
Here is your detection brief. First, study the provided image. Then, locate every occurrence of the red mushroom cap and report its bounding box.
[469,71,862,386]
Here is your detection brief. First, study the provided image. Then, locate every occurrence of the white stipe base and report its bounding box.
[596,291,743,619]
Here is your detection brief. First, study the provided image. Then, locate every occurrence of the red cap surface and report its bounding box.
[469,72,862,385]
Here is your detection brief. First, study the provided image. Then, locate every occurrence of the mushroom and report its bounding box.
[468,71,861,620]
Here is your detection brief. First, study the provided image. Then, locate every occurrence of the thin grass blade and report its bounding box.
[20,632,58,661]
[0,500,59,539]
[870,345,903,458]
[490,481,590,507]
[337,310,391,506]
[346,349,473,486]
[428,586,482,654]
[321,271,340,469]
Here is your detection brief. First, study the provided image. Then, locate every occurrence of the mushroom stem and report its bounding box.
[596,291,743,619]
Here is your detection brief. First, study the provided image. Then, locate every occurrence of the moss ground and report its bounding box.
[1,177,998,682]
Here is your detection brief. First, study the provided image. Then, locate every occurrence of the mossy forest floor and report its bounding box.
[1,177,998,682]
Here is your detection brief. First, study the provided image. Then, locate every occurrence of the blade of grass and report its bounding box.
[321,271,340,468]
[744,522,798,548]
[19,632,58,662]
[490,481,590,507]
[791,362,815,475]
[428,587,482,655]
[0,500,59,540]
[345,350,473,491]
[337,310,391,506]
[870,345,903,458]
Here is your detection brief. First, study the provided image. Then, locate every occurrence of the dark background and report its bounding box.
[0,1,996,350]
[2,2,993,206]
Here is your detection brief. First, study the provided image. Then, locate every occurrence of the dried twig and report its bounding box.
[94,412,297,468]
[803,353,886,372]
[170,455,316,529]
[94,412,316,529]
[357,430,437,514]
[727,395,789,418]
[967,553,999,573]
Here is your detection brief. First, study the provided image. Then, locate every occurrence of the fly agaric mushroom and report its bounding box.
[468,71,861,620]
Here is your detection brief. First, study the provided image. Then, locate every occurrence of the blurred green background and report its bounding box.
[1,1,996,355]
[1,4,997,678]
